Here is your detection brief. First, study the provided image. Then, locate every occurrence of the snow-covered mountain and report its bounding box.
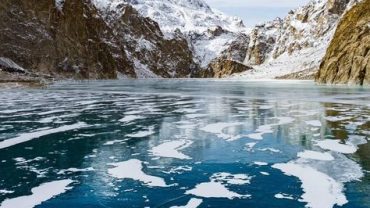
[92,0,248,68]
[1,0,361,81]
[231,0,360,79]
[107,0,245,34]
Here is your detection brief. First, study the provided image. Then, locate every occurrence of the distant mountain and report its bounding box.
[231,0,360,79]
[92,0,248,70]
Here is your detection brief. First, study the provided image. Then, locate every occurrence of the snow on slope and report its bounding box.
[124,0,248,67]
[123,0,245,34]
[92,0,248,68]
[231,0,359,79]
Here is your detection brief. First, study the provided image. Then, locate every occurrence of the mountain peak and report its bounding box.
[92,0,245,33]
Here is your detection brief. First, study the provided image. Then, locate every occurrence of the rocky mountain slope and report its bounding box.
[316,0,369,85]
[231,0,359,79]
[0,0,201,79]
[95,0,248,69]
[0,0,250,80]
[0,0,129,79]
[2,0,362,81]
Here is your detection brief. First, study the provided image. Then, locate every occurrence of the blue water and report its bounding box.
[0,80,369,208]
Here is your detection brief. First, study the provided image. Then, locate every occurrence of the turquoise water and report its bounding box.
[0,80,369,208]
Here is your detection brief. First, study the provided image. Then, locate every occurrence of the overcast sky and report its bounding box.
[205,0,311,27]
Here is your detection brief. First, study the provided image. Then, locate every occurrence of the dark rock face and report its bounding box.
[0,0,134,79]
[316,0,370,85]
[327,0,350,14]
[276,67,318,80]
[0,0,196,79]
[104,4,196,78]
[204,59,252,78]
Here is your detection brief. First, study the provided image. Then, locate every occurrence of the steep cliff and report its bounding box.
[316,0,369,85]
[0,0,133,79]
[0,0,197,79]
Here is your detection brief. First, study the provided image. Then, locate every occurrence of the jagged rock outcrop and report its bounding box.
[195,59,252,78]
[316,0,369,85]
[245,18,282,65]
[218,33,250,63]
[0,0,197,79]
[234,0,359,79]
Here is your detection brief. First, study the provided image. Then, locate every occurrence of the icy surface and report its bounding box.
[0,80,368,207]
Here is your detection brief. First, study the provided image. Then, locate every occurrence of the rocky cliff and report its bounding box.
[0,0,130,79]
[0,0,197,79]
[316,0,369,85]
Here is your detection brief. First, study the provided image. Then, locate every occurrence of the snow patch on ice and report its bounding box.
[305,120,322,127]
[126,126,155,138]
[0,122,89,150]
[0,179,73,208]
[108,159,169,187]
[149,140,193,160]
[273,163,347,208]
[186,172,250,199]
[297,150,334,161]
[170,198,203,208]
[325,116,352,122]
[0,190,14,195]
[211,172,252,185]
[57,167,94,175]
[254,161,268,166]
[200,122,243,141]
[274,193,294,200]
[119,115,144,123]
[245,142,257,151]
[103,140,125,146]
[315,140,357,154]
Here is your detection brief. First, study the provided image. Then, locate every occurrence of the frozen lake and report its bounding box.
[0,79,369,208]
